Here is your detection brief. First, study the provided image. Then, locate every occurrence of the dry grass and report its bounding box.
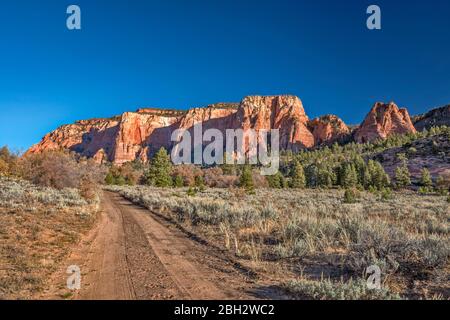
[0,177,99,299]
[108,185,449,300]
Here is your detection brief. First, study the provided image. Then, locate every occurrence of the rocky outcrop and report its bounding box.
[28,97,421,164]
[308,115,350,145]
[236,96,314,150]
[27,118,121,159]
[413,105,450,131]
[354,102,417,143]
[28,96,317,163]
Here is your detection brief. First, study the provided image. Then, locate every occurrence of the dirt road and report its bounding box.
[46,192,279,300]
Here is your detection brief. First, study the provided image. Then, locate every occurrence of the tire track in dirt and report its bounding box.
[113,192,257,300]
[47,191,272,300]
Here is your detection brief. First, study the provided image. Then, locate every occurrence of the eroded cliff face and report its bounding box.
[27,97,418,164]
[236,96,314,150]
[413,105,450,131]
[27,118,121,161]
[354,102,416,143]
[308,115,350,145]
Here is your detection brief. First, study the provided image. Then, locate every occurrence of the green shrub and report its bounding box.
[420,168,433,188]
[395,162,411,188]
[343,188,359,204]
[380,188,392,200]
[289,161,306,189]
[283,278,401,300]
[239,165,255,192]
[173,175,184,188]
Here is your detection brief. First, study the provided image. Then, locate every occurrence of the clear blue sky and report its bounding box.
[1,0,449,151]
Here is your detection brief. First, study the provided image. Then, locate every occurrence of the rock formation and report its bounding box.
[354,102,416,143]
[308,115,350,145]
[413,105,450,131]
[28,97,420,164]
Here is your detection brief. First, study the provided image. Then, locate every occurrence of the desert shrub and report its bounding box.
[260,205,279,221]
[171,165,202,187]
[252,171,269,188]
[343,188,359,204]
[203,167,223,187]
[105,162,141,186]
[18,151,104,201]
[0,146,18,176]
[186,187,197,196]
[379,188,392,201]
[0,177,88,208]
[345,221,449,276]
[283,278,401,300]
[194,175,205,191]
[418,186,431,195]
[273,238,308,259]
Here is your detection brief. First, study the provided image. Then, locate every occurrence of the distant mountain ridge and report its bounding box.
[27,95,448,164]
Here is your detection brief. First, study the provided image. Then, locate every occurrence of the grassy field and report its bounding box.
[108,185,449,300]
[0,177,99,299]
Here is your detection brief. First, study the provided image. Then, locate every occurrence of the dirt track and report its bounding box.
[47,192,281,300]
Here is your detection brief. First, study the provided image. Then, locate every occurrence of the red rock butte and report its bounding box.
[27,96,417,164]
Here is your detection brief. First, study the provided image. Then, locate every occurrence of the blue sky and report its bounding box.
[0,0,449,151]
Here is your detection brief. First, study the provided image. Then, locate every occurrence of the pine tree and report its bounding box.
[195,175,206,191]
[290,161,306,189]
[367,160,390,190]
[318,166,335,188]
[341,163,358,188]
[239,165,254,191]
[173,175,184,188]
[145,147,173,187]
[221,152,235,175]
[395,162,411,188]
[420,168,432,188]
[105,172,115,185]
[116,176,126,186]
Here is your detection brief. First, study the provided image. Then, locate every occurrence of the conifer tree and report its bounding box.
[239,165,254,191]
[420,168,432,188]
[395,162,411,188]
[290,161,306,189]
[145,147,173,187]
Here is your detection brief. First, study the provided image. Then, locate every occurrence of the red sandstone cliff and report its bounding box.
[308,115,350,145]
[354,102,417,143]
[27,97,417,164]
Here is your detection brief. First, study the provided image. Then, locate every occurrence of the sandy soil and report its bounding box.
[42,192,283,300]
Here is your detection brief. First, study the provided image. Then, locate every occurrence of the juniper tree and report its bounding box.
[105,172,115,185]
[420,168,433,188]
[367,160,390,190]
[340,163,359,188]
[289,161,306,189]
[239,165,254,191]
[173,175,184,188]
[395,162,411,188]
[145,147,173,187]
